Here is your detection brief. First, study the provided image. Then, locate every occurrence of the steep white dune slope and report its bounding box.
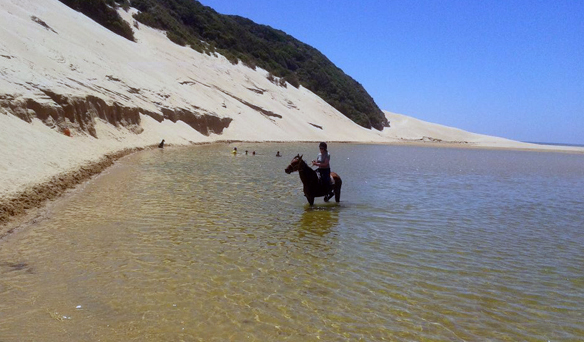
[0,0,382,143]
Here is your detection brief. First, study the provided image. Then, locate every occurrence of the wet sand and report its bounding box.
[0,148,143,237]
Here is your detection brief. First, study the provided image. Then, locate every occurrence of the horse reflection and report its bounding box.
[297,207,339,239]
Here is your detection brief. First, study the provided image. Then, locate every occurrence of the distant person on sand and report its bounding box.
[276,151,281,157]
[232,147,237,155]
[245,150,248,155]
[158,139,165,148]
[312,142,333,200]
[252,151,256,156]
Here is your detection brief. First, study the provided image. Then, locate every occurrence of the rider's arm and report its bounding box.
[313,156,329,168]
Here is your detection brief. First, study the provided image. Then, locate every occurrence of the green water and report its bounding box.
[1,143,583,341]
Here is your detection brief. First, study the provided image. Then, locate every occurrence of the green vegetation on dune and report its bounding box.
[58,0,389,130]
[59,0,135,41]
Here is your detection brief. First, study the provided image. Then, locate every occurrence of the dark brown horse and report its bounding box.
[285,154,342,205]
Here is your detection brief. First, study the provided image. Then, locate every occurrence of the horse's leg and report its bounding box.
[333,175,342,203]
[307,196,314,206]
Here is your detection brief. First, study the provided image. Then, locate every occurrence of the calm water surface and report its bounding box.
[1,143,583,341]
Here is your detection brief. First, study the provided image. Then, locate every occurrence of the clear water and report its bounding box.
[1,143,583,341]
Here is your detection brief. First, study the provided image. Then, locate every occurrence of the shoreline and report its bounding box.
[0,147,145,237]
[380,139,584,154]
[2,139,583,238]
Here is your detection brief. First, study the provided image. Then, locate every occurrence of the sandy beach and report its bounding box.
[1,0,583,231]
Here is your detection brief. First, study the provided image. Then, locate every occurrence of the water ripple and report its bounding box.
[1,144,583,341]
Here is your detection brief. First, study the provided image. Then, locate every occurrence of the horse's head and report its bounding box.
[285,154,303,174]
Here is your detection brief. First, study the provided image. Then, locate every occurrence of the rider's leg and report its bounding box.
[321,168,332,198]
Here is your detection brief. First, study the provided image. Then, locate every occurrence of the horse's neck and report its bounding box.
[298,161,316,184]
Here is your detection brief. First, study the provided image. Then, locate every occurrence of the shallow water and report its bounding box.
[1,143,583,341]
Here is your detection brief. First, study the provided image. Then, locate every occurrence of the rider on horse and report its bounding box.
[312,142,334,201]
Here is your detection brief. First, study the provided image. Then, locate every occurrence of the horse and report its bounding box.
[285,154,342,206]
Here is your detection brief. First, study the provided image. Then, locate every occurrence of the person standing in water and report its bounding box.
[312,142,333,200]
[232,147,237,155]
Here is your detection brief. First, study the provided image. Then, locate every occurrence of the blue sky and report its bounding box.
[199,0,584,145]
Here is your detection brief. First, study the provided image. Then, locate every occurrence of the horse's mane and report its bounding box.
[297,155,308,169]
[296,155,317,179]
